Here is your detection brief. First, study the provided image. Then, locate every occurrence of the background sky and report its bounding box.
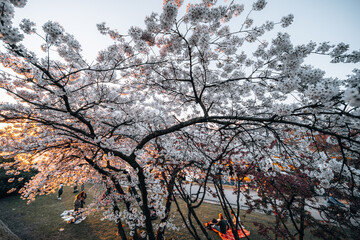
[1,0,359,103]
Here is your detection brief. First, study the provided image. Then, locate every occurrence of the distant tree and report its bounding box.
[0,0,359,239]
[248,159,317,240]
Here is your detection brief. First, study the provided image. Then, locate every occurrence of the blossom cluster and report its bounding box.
[281,14,294,28]
[0,0,24,44]
[304,79,339,103]
[160,1,178,29]
[252,0,267,11]
[186,4,210,23]
[19,19,36,34]
[344,87,360,107]
[42,21,63,45]
[9,0,27,8]
[144,13,160,33]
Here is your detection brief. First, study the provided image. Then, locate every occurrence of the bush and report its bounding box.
[0,157,37,198]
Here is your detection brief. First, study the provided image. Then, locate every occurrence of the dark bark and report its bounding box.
[298,197,305,240]
[113,202,127,240]
[136,166,156,240]
[156,171,176,240]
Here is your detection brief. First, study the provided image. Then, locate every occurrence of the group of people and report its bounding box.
[206,211,244,234]
[74,191,87,210]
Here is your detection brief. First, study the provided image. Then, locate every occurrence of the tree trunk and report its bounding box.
[189,206,211,240]
[156,172,177,240]
[137,167,156,240]
[113,203,127,240]
[298,197,305,240]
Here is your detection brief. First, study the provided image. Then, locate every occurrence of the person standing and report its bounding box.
[79,191,87,208]
[73,184,79,193]
[74,194,82,211]
[57,183,63,200]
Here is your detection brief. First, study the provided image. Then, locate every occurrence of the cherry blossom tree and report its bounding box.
[0,0,359,239]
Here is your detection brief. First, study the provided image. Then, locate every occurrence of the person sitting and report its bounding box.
[67,194,82,224]
[212,213,228,234]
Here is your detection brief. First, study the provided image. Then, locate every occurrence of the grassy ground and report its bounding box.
[0,186,323,240]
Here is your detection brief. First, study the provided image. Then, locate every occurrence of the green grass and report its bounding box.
[0,186,325,240]
[0,186,117,240]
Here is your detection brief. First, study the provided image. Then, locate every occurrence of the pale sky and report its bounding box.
[12,0,360,59]
[1,0,359,102]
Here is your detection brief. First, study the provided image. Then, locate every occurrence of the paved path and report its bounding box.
[184,183,326,220]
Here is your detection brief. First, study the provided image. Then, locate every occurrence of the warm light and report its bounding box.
[0,123,8,130]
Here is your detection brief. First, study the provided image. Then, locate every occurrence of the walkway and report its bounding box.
[184,183,325,220]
